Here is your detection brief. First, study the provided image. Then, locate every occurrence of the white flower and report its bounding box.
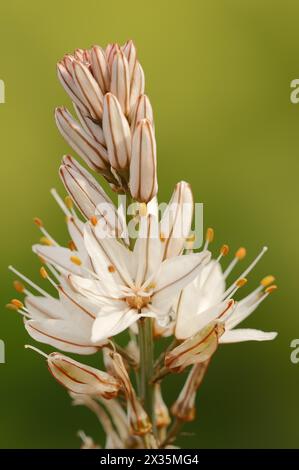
[69,214,211,343]
[174,235,278,344]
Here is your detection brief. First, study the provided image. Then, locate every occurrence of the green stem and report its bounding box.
[138,318,155,427]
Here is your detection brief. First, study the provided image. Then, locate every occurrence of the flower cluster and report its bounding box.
[7,40,277,449]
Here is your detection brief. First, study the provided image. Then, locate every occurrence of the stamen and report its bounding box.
[224,247,247,279]
[11,299,24,309]
[90,216,98,226]
[13,280,25,293]
[261,275,275,287]
[40,267,48,279]
[39,267,58,289]
[68,240,77,251]
[220,244,229,257]
[265,285,277,294]
[34,217,58,246]
[24,345,49,359]
[39,236,54,246]
[223,278,247,300]
[8,265,51,298]
[70,256,82,266]
[64,195,73,210]
[203,227,214,250]
[138,203,147,217]
[222,246,268,299]
[235,247,247,260]
[33,217,43,227]
[50,188,71,217]
[108,265,116,273]
[160,232,166,242]
[185,233,196,251]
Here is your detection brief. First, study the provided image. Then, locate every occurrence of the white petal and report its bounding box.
[91,308,139,342]
[175,297,234,340]
[32,244,83,275]
[25,296,65,320]
[219,328,278,343]
[25,318,99,354]
[133,214,161,287]
[152,251,211,313]
[160,181,193,260]
[84,224,134,288]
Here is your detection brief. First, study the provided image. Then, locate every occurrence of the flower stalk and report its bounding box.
[138,317,155,430]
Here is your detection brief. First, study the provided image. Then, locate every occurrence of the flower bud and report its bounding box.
[130,119,158,203]
[130,94,154,130]
[154,384,171,429]
[55,107,109,172]
[57,57,90,115]
[171,360,211,421]
[48,352,121,399]
[72,59,104,121]
[90,45,110,93]
[109,352,152,436]
[102,93,131,170]
[165,322,225,373]
[110,51,130,116]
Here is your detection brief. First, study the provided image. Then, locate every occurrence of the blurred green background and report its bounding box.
[0,0,298,448]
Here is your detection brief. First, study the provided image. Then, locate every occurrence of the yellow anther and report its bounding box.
[11,299,24,310]
[13,280,25,293]
[138,203,147,217]
[265,285,277,294]
[64,195,73,210]
[33,217,43,227]
[220,244,230,256]
[108,265,116,273]
[205,227,214,243]
[146,282,157,291]
[90,216,98,226]
[67,240,77,251]
[39,236,54,246]
[260,275,275,287]
[70,256,82,266]
[186,233,196,242]
[236,278,248,288]
[6,303,18,311]
[235,247,246,260]
[40,267,48,279]
[160,232,166,242]
[38,256,46,265]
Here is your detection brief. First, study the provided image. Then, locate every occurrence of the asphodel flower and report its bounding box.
[8,38,279,450]
[69,214,211,342]
[174,231,278,344]
[25,346,121,399]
